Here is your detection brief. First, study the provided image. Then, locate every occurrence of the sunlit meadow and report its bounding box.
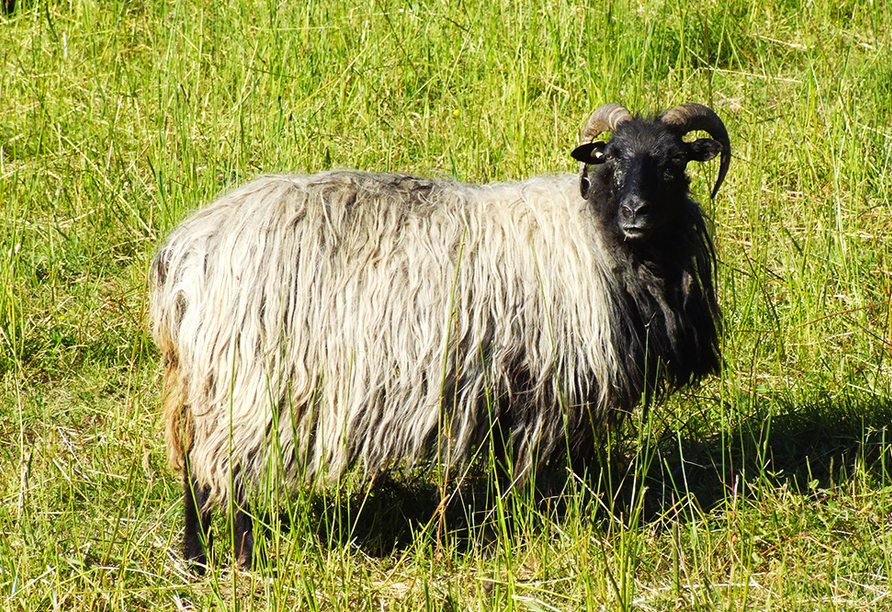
[1,0,891,609]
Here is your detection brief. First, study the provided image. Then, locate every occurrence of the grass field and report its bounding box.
[2,0,892,609]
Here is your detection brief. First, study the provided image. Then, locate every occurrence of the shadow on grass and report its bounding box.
[283,395,892,557]
[593,394,892,525]
[297,471,507,557]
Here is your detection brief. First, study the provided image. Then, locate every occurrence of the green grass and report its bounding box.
[2,0,892,609]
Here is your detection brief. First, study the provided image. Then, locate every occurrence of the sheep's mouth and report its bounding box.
[619,223,656,242]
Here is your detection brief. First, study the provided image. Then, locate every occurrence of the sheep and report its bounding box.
[150,102,730,570]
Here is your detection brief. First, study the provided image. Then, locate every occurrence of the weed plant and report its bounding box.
[1,0,891,609]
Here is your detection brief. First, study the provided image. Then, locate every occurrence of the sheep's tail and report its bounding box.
[150,249,191,475]
[161,349,191,473]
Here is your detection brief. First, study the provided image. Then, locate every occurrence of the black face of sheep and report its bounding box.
[150,102,729,572]
[572,103,730,245]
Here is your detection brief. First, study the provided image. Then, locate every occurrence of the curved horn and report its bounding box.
[575,104,632,198]
[661,103,731,198]
[579,103,633,144]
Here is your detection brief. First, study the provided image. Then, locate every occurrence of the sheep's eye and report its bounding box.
[667,152,685,165]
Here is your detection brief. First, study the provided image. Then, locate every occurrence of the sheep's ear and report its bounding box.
[687,138,722,163]
[571,141,608,164]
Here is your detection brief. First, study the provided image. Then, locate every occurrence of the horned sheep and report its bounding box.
[149,102,731,569]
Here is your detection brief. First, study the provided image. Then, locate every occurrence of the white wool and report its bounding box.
[151,171,627,506]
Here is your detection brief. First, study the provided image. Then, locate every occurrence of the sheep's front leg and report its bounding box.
[183,475,213,573]
[231,501,254,569]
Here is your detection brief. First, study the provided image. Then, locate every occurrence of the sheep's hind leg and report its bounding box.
[183,476,213,573]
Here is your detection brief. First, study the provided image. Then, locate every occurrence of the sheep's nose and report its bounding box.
[620,197,648,219]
